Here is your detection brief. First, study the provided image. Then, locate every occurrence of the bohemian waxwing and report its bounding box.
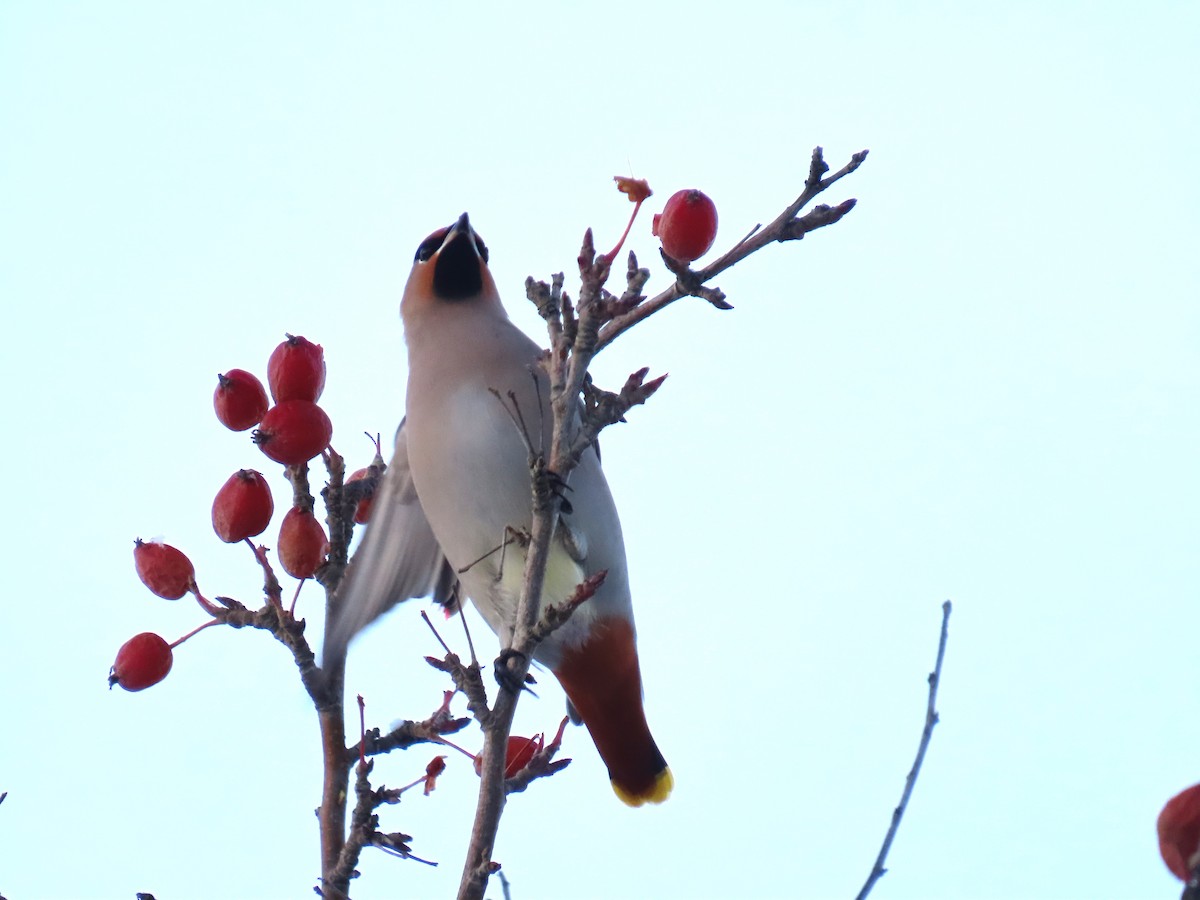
[325,213,672,806]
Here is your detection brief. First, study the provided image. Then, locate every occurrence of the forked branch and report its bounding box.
[596,146,867,351]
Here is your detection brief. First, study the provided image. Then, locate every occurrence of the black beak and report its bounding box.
[432,212,486,300]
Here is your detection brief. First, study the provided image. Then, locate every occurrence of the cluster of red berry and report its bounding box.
[110,334,368,693]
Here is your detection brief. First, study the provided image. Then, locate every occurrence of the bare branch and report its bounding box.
[212,594,332,707]
[594,146,868,351]
[352,713,472,765]
[455,473,563,898]
[459,147,867,899]
[779,198,858,242]
[246,539,284,610]
[313,446,353,892]
[318,447,356,591]
[203,450,359,895]
[856,600,952,900]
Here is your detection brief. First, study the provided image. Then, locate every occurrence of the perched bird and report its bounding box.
[325,213,672,806]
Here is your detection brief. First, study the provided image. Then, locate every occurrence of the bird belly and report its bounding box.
[407,382,607,659]
[405,384,540,625]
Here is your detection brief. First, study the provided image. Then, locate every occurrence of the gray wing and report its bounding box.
[322,419,457,668]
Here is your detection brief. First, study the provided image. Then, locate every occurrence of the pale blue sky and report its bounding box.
[2,3,1198,898]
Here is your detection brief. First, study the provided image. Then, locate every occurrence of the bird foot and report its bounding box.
[494,649,538,696]
[542,468,574,515]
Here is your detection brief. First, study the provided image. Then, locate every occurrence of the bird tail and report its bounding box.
[553,616,673,806]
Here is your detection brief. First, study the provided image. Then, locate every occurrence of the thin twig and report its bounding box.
[421,610,454,657]
[455,585,479,666]
[856,600,952,900]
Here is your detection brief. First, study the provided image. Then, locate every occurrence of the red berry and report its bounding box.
[212,469,274,543]
[473,735,543,777]
[652,189,718,262]
[1159,783,1200,880]
[213,369,269,432]
[267,334,326,404]
[109,632,173,691]
[133,538,195,600]
[504,735,541,776]
[346,467,376,524]
[253,401,333,466]
[278,506,329,579]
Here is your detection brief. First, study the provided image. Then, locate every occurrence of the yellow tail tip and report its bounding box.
[612,767,674,807]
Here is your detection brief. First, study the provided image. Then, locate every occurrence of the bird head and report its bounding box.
[402,212,501,317]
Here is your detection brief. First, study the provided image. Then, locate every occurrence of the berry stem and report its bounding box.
[169,618,219,649]
[288,579,305,615]
[189,585,225,617]
[393,773,430,795]
[433,735,479,762]
[601,198,645,265]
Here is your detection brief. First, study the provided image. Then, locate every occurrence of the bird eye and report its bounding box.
[415,228,449,263]
[474,235,489,264]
